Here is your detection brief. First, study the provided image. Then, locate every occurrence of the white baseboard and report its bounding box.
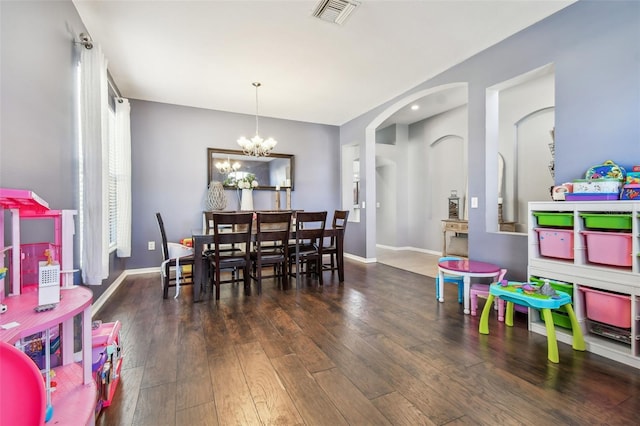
[92,267,160,318]
[376,244,441,256]
[344,252,376,263]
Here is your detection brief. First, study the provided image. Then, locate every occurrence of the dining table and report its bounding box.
[437,258,502,315]
[191,225,345,302]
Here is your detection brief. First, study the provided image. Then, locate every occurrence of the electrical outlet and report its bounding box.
[148,241,155,251]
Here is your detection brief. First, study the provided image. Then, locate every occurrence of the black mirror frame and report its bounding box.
[207,148,295,190]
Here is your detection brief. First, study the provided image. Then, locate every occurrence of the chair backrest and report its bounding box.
[496,268,508,283]
[256,212,292,249]
[156,212,170,261]
[204,211,215,235]
[295,211,327,245]
[333,210,349,229]
[328,210,349,245]
[438,256,462,262]
[211,212,254,254]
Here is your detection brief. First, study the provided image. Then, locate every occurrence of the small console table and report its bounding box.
[441,219,517,256]
[479,282,585,363]
[441,219,468,256]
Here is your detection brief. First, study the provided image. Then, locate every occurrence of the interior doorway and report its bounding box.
[364,83,469,264]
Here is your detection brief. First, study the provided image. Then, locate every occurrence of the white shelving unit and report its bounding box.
[528,201,640,369]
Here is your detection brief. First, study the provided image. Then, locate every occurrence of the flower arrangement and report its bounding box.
[225,173,259,190]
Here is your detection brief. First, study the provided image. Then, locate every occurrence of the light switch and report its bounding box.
[471,197,478,208]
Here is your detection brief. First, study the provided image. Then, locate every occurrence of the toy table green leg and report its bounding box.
[479,294,585,363]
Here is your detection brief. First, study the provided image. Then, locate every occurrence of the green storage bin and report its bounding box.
[579,213,632,230]
[541,310,573,330]
[530,276,573,329]
[532,212,574,228]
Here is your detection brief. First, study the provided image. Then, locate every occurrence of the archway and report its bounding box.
[363,83,469,261]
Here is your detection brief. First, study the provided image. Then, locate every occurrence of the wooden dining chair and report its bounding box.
[321,210,349,273]
[156,213,195,299]
[206,212,254,300]
[250,211,293,293]
[289,211,327,288]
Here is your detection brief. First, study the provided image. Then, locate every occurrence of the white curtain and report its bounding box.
[115,99,132,258]
[80,45,109,285]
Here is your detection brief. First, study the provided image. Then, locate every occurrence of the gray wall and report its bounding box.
[1,0,84,221]
[341,0,640,280]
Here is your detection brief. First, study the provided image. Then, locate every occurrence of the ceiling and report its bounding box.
[72,1,574,126]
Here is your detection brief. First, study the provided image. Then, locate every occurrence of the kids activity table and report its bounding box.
[479,282,586,363]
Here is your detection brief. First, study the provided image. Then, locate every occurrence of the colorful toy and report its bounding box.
[480,281,585,363]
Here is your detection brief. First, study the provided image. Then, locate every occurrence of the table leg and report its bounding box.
[193,237,202,302]
[463,276,471,314]
[541,308,559,363]
[337,229,344,282]
[564,303,586,351]
[437,269,444,302]
[505,302,515,327]
[479,294,495,334]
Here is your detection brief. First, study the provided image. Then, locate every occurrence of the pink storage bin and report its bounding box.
[534,228,574,259]
[580,230,632,267]
[580,286,631,328]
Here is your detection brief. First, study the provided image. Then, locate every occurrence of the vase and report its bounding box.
[206,181,227,211]
[240,188,254,211]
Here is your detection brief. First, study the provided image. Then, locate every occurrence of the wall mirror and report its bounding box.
[207,148,294,190]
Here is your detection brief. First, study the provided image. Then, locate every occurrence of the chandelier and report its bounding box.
[237,82,277,157]
[215,157,241,175]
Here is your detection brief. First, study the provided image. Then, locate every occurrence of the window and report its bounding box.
[107,98,117,250]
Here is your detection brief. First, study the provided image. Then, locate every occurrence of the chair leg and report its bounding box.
[470,292,478,316]
[163,265,170,299]
[215,267,221,300]
[256,262,263,295]
[243,265,251,294]
[457,283,463,304]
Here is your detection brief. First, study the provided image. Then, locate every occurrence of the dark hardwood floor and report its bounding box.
[94,260,640,425]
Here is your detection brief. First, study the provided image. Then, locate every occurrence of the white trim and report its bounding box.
[376,244,441,256]
[344,252,376,263]
[91,267,160,318]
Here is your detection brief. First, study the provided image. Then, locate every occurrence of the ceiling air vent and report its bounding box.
[312,0,361,25]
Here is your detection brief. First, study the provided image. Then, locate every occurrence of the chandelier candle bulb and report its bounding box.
[275,189,281,210]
